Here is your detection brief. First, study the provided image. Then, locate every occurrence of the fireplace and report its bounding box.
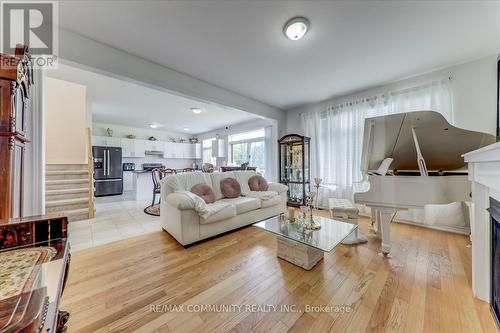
[489,197,500,327]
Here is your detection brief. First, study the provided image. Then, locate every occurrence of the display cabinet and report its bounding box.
[278,134,311,207]
[0,45,33,219]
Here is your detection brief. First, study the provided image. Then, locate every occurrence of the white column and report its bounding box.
[23,69,45,216]
[471,180,490,302]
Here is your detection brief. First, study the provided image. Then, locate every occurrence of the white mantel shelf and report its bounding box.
[463,141,500,303]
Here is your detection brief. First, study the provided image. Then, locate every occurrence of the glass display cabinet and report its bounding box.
[278,134,311,207]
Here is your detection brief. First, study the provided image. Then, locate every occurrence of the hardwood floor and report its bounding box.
[61,213,498,333]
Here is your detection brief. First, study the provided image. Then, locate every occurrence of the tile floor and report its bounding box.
[68,193,161,252]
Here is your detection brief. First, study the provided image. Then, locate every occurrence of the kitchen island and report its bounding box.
[133,171,154,202]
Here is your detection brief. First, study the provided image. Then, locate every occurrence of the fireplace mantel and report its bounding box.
[463,141,500,302]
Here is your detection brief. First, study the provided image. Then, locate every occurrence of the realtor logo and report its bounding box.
[1,1,58,67]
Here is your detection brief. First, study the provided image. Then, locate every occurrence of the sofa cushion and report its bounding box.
[248,175,269,191]
[191,183,216,204]
[200,202,237,224]
[162,172,212,195]
[210,172,235,200]
[233,171,258,195]
[245,190,278,201]
[220,177,241,198]
[220,197,261,214]
[261,194,282,208]
[267,182,288,194]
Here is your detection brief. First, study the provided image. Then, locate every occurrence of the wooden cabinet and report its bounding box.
[0,45,33,220]
[0,214,70,333]
[121,138,145,158]
[279,134,311,207]
[0,214,68,249]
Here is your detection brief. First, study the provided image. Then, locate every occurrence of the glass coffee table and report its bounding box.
[254,215,356,270]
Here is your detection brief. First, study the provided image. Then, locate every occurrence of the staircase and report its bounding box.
[45,164,94,222]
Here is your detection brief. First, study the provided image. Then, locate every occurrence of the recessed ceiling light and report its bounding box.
[283,17,310,41]
[191,108,202,114]
[183,128,189,131]
[149,124,158,129]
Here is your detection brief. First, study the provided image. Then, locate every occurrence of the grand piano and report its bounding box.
[354,110,496,255]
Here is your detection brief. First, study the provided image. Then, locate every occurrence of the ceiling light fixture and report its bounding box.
[283,17,310,41]
[149,124,158,129]
[183,128,189,131]
[191,108,202,114]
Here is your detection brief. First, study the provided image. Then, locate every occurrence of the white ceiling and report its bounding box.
[47,64,262,134]
[58,1,500,110]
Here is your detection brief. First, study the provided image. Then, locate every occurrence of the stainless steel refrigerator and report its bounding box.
[93,146,123,196]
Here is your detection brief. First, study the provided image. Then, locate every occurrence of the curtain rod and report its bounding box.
[299,76,452,115]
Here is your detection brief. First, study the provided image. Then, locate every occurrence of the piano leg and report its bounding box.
[378,208,396,257]
[370,209,382,238]
[369,209,377,234]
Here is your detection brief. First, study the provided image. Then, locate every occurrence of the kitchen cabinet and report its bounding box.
[165,142,183,159]
[182,143,195,159]
[174,143,184,158]
[163,142,175,158]
[145,140,164,152]
[93,136,121,147]
[164,142,197,159]
[121,138,145,158]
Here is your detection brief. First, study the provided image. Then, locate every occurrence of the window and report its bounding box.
[202,138,216,164]
[228,129,265,176]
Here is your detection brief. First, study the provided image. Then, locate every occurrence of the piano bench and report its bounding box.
[328,198,367,245]
[328,198,359,220]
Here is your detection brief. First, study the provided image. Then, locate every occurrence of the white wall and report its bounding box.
[59,29,287,135]
[45,77,89,164]
[92,122,196,170]
[286,55,498,136]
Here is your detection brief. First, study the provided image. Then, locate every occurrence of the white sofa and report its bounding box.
[160,171,288,246]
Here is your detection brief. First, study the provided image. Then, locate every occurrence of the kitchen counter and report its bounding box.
[133,172,154,202]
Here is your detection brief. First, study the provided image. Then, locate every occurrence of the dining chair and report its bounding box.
[151,168,176,206]
[201,163,214,173]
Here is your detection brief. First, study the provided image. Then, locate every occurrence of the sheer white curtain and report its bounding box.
[301,79,453,207]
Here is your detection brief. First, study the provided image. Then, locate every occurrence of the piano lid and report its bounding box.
[360,110,496,173]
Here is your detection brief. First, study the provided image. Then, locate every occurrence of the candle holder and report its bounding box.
[304,192,321,230]
[313,178,322,210]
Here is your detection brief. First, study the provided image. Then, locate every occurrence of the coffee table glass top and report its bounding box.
[254,215,356,252]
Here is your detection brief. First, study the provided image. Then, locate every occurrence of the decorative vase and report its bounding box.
[106,128,113,137]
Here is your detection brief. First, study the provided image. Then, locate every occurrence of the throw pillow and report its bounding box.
[191,183,216,204]
[248,175,269,191]
[220,177,241,198]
